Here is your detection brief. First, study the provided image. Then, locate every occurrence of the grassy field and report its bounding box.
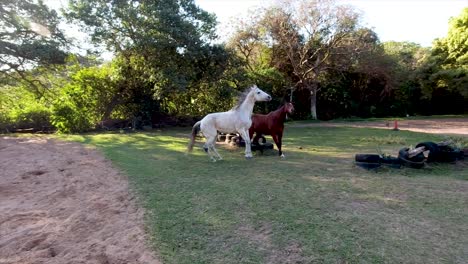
[62,126,468,264]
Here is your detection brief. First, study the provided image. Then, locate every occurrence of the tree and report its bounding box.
[227,15,293,113]
[381,41,429,115]
[318,28,396,118]
[64,0,241,119]
[229,0,364,119]
[0,0,68,94]
[419,8,468,100]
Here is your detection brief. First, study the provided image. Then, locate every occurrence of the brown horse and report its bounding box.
[249,102,294,157]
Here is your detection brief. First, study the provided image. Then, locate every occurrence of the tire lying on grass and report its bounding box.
[414,141,464,163]
[462,148,468,158]
[437,145,464,162]
[252,142,274,152]
[398,147,425,169]
[380,156,402,168]
[355,154,402,169]
[355,154,381,169]
[415,142,439,162]
[217,134,226,142]
[355,154,380,163]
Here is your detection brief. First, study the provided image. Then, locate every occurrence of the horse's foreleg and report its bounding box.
[278,133,284,158]
[272,134,284,157]
[239,129,253,159]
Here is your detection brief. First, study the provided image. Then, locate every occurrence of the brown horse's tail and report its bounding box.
[187,121,202,153]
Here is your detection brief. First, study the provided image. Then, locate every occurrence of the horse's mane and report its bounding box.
[232,86,254,110]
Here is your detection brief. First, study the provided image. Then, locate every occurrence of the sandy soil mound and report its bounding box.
[0,137,160,264]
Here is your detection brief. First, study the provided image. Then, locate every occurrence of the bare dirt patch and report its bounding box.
[292,118,468,136]
[0,136,160,264]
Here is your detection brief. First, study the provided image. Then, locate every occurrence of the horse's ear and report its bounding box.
[251,85,258,90]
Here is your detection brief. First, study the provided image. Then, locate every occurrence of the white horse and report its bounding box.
[187,85,271,161]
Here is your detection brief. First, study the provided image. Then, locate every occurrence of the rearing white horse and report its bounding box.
[187,85,271,161]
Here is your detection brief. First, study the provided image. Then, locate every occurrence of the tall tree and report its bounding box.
[419,7,468,99]
[382,41,429,114]
[0,0,68,93]
[229,0,364,119]
[65,0,232,118]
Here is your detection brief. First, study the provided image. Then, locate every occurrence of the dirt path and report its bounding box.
[291,118,468,136]
[0,137,160,264]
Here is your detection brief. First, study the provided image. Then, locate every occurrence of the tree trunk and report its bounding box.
[102,94,122,121]
[310,85,318,120]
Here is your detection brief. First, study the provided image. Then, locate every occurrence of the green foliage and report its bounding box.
[418,8,468,105]
[65,0,219,93]
[1,1,466,133]
[50,63,118,133]
[0,84,52,131]
[51,99,94,133]
[64,0,242,119]
[0,0,68,85]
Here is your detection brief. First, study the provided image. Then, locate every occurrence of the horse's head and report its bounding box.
[251,85,272,102]
[284,102,295,114]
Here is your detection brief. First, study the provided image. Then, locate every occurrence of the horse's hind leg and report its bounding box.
[202,126,218,162]
[209,136,223,160]
[205,144,217,162]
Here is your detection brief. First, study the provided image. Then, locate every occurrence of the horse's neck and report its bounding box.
[237,93,255,116]
[271,106,288,121]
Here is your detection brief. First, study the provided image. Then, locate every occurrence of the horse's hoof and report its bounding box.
[203,147,209,153]
[280,154,285,158]
[245,156,253,160]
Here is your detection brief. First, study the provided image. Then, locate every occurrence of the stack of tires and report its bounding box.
[217,133,239,146]
[217,133,274,151]
[355,141,466,169]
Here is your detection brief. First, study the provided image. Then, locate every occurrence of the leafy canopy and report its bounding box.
[0,0,67,74]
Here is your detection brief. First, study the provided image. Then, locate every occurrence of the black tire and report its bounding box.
[355,162,382,169]
[437,145,462,162]
[355,154,381,169]
[415,142,439,162]
[380,156,402,168]
[462,148,468,157]
[258,136,266,144]
[355,154,381,163]
[398,147,425,169]
[233,136,245,147]
[217,134,226,142]
[226,133,237,143]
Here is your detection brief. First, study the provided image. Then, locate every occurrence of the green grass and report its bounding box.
[59,126,468,264]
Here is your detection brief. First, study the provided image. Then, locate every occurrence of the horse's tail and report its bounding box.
[187,121,202,153]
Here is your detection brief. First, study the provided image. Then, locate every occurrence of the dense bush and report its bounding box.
[0,86,53,132]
